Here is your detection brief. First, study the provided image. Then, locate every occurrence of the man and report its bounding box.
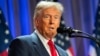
[8,1,68,56]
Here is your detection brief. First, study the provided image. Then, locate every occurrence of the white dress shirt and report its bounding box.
[35,30,59,56]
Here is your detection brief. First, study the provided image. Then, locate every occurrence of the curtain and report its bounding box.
[0,0,99,56]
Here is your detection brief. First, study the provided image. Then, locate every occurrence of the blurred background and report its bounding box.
[0,0,100,56]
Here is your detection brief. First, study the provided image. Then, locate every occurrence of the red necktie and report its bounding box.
[48,40,57,56]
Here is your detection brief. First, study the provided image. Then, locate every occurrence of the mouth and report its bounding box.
[49,27,54,30]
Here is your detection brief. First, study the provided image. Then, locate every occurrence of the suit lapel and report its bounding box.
[55,45,63,56]
[31,32,49,56]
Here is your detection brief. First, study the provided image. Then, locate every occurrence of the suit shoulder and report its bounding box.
[15,32,37,41]
[11,32,37,45]
[9,35,34,47]
[10,35,32,45]
[56,45,68,56]
[56,45,65,52]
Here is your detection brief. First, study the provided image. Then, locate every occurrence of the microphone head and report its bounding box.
[57,27,73,33]
[57,27,82,33]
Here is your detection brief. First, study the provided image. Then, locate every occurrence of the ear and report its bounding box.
[34,18,39,27]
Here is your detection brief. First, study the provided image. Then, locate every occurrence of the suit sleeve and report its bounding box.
[8,39,29,56]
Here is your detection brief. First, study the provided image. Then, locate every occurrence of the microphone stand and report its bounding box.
[57,27,100,55]
[64,28,100,47]
[70,35,100,47]
[67,32,100,56]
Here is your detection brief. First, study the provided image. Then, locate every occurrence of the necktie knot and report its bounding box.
[48,40,54,46]
[48,40,57,56]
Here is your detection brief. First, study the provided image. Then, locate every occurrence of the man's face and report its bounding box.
[35,7,61,39]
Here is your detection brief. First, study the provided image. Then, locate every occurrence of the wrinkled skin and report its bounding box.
[35,7,62,40]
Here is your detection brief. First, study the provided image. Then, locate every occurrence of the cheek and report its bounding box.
[42,20,49,26]
[37,20,44,29]
[41,21,48,30]
[42,23,48,30]
[56,21,60,28]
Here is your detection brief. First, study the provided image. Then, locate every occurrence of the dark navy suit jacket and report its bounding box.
[8,32,68,56]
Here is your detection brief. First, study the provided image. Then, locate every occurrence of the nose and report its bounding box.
[49,17,54,24]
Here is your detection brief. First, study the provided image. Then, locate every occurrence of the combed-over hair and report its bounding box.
[33,1,64,19]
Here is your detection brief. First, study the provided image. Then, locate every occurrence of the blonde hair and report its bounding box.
[33,1,64,19]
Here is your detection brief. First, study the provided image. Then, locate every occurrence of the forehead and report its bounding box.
[42,7,61,14]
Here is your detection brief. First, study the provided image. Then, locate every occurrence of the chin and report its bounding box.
[47,33,55,37]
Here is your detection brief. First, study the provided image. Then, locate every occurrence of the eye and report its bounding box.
[43,14,50,19]
[54,15,60,19]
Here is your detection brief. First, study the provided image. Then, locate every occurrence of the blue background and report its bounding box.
[0,0,99,56]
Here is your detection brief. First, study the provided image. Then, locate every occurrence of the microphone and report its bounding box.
[57,27,100,47]
[57,27,82,34]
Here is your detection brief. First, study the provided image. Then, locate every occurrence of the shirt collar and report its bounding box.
[35,30,54,42]
[35,30,49,44]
